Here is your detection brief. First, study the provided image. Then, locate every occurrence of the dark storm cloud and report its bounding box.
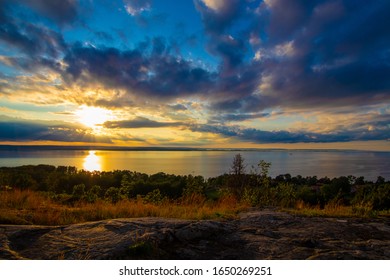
[1,56,62,74]
[0,0,67,72]
[189,121,390,144]
[168,104,187,111]
[19,0,79,25]
[261,0,317,44]
[189,123,323,143]
[253,0,390,108]
[62,42,217,100]
[215,112,270,122]
[103,117,184,129]
[194,0,242,35]
[208,35,246,75]
[195,0,390,114]
[191,1,267,112]
[57,36,225,106]
[209,87,274,116]
[211,99,242,111]
[0,116,112,143]
[0,20,66,58]
[194,0,258,78]
[217,63,261,96]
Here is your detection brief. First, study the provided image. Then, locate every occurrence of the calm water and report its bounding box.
[1,149,390,181]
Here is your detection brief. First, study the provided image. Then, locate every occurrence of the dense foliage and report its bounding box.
[0,154,389,213]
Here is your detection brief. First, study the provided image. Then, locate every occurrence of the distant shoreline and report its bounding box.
[1,145,389,180]
[1,144,389,153]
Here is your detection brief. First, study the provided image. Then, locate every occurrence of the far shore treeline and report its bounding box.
[1,154,389,212]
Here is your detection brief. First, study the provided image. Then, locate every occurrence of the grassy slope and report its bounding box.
[1,189,389,226]
[0,189,245,225]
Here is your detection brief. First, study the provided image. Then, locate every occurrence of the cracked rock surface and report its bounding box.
[1,210,389,259]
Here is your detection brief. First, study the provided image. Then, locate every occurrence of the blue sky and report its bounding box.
[0,0,390,150]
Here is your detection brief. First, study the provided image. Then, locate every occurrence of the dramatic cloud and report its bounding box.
[200,0,226,12]
[0,1,67,78]
[18,0,79,25]
[196,0,390,116]
[123,0,151,16]
[194,0,242,34]
[168,104,187,111]
[0,22,66,58]
[103,117,184,129]
[208,35,246,75]
[62,42,217,100]
[189,123,319,143]
[190,121,390,144]
[214,112,270,122]
[0,116,112,143]
[1,0,389,147]
[252,0,390,109]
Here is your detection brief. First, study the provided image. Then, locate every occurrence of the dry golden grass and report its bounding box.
[0,189,247,226]
[0,188,50,209]
[3,190,387,226]
[286,205,355,217]
[285,199,390,218]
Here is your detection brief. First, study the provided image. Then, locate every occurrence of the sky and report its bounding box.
[0,0,389,150]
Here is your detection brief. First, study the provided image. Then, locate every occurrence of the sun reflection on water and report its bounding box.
[83,151,102,171]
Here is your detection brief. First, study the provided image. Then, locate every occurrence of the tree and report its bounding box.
[228,154,247,196]
[254,160,273,205]
[230,153,246,176]
[257,160,271,188]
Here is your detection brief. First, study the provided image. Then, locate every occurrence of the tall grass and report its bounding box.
[286,199,390,218]
[0,189,246,226]
[2,189,388,226]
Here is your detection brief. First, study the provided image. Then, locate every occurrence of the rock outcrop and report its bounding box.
[1,210,389,259]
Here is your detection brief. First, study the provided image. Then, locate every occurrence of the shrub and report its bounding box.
[105,187,121,204]
[352,183,390,211]
[72,184,86,200]
[241,187,261,206]
[143,189,166,205]
[276,183,297,208]
[296,186,318,206]
[182,175,205,197]
[86,185,101,203]
[320,177,351,204]
[370,184,390,210]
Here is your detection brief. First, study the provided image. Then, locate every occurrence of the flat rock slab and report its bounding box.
[1,210,389,259]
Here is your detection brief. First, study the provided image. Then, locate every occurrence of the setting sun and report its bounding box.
[76,106,112,128]
[83,150,102,171]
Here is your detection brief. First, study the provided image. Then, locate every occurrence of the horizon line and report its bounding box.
[1,144,389,153]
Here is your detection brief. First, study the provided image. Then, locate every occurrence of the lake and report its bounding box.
[1,148,390,181]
